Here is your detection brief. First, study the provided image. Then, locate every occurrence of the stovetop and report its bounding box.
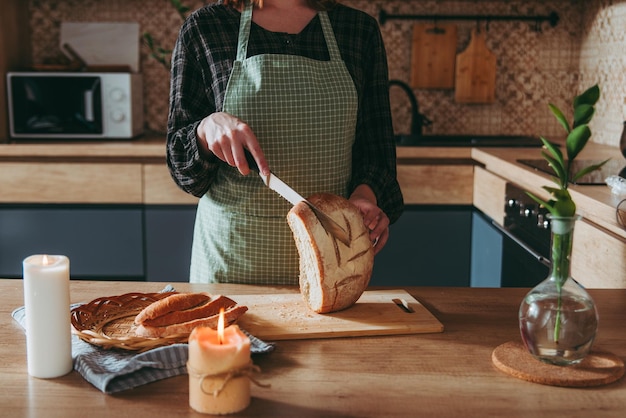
[518,158,626,185]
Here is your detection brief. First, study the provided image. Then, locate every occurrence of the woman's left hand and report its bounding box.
[349,185,389,254]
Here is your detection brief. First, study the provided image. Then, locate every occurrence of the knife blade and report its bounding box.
[244,151,351,246]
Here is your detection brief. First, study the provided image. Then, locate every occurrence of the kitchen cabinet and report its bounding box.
[376,149,474,286]
[143,163,198,205]
[371,205,472,286]
[0,205,144,280]
[144,205,196,282]
[571,219,626,288]
[472,165,506,222]
[469,209,503,287]
[0,154,199,281]
[0,140,623,287]
[0,162,143,204]
[0,204,199,282]
[396,147,474,205]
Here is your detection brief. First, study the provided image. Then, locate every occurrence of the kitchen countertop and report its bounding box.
[0,135,167,162]
[1,279,625,417]
[470,143,626,239]
[1,137,624,237]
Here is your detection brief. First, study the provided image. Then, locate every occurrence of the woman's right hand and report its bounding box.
[196,112,269,176]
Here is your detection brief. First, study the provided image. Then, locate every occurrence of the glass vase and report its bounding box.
[518,215,599,366]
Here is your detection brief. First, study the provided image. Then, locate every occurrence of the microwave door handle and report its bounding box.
[83,89,94,122]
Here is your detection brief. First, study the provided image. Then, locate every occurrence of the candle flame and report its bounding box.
[42,255,49,266]
[217,307,225,345]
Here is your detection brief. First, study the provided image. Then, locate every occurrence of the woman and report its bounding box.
[167,0,403,284]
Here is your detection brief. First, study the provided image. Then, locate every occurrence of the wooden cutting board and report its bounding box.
[410,23,458,89]
[455,28,497,103]
[233,290,444,340]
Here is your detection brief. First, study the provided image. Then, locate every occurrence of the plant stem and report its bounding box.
[550,218,575,343]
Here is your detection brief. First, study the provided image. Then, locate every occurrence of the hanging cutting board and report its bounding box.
[410,23,458,89]
[60,22,140,72]
[233,289,444,341]
[454,28,497,103]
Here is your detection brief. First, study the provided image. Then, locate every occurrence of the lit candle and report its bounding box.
[188,309,252,415]
[22,254,73,378]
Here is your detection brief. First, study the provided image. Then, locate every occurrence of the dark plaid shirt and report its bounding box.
[166,2,403,223]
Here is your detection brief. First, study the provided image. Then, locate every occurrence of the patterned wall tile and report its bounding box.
[25,0,626,147]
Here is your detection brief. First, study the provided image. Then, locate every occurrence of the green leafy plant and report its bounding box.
[142,0,208,70]
[526,84,607,345]
[527,84,608,216]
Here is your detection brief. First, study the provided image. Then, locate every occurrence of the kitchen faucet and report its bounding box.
[389,79,431,140]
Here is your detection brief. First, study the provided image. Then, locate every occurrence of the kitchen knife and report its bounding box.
[244,151,351,246]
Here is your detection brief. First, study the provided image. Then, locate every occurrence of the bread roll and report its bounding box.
[287,193,374,313]
[141,295,237,327]
[134,292,211,325]
[135,305,249,338]
[133,292,248,338]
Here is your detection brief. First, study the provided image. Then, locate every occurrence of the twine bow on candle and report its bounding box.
[187,361,271,397]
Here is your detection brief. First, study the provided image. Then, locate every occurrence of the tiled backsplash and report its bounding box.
[27,0,626,147]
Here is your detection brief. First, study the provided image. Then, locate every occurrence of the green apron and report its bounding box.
[190,2,358,284]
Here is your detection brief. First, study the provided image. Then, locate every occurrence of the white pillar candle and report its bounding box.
[188,324,252,415]
[23,254,73,378]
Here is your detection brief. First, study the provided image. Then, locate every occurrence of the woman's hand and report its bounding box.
[349,185,389,254]
[196,112,270,176]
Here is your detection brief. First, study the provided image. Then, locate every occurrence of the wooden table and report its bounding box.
[1,279,625,417]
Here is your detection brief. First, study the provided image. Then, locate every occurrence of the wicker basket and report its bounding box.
[70,291,192,352]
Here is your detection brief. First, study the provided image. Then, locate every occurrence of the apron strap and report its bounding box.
[236,1,253,62]
[318,12,342,62]
[236,2,342,62]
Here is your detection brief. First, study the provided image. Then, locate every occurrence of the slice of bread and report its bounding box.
[287,193,374,313]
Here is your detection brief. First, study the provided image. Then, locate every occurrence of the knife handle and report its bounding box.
[244,149,259,173]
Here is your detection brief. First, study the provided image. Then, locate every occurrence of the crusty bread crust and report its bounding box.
[287,193,374,313]
[133,292,247,338]
[135,305,249,338]
[140,295,237,327]
[134,292,211,325]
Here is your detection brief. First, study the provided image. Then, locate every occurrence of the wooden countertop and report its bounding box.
[0,135,166,162]
[2,139,624,236]
[0,138,472,161]
[1,279,625,417]
[471,143,626,239]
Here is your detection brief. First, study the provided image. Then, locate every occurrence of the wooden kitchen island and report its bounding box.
[1,279,624,417]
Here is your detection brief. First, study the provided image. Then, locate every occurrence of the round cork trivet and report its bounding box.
[492,341,624,387]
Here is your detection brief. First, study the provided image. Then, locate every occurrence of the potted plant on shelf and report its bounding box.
[518,84,608,366]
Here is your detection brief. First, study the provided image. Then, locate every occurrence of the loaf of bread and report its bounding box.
[287,193,374,313]
[134,292,248,338]
[134,292,212,325]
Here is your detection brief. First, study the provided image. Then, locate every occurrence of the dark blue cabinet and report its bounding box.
[370,205,472,286]
[469,210,503,287]
[1,204,478,285]
[144,205,196,282]
[0,205,144,280]
[0,204,198,282]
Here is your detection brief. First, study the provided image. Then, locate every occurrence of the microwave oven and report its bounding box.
[6,72,143,139]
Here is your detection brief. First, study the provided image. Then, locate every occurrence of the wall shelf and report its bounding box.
[379,10,559,31]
